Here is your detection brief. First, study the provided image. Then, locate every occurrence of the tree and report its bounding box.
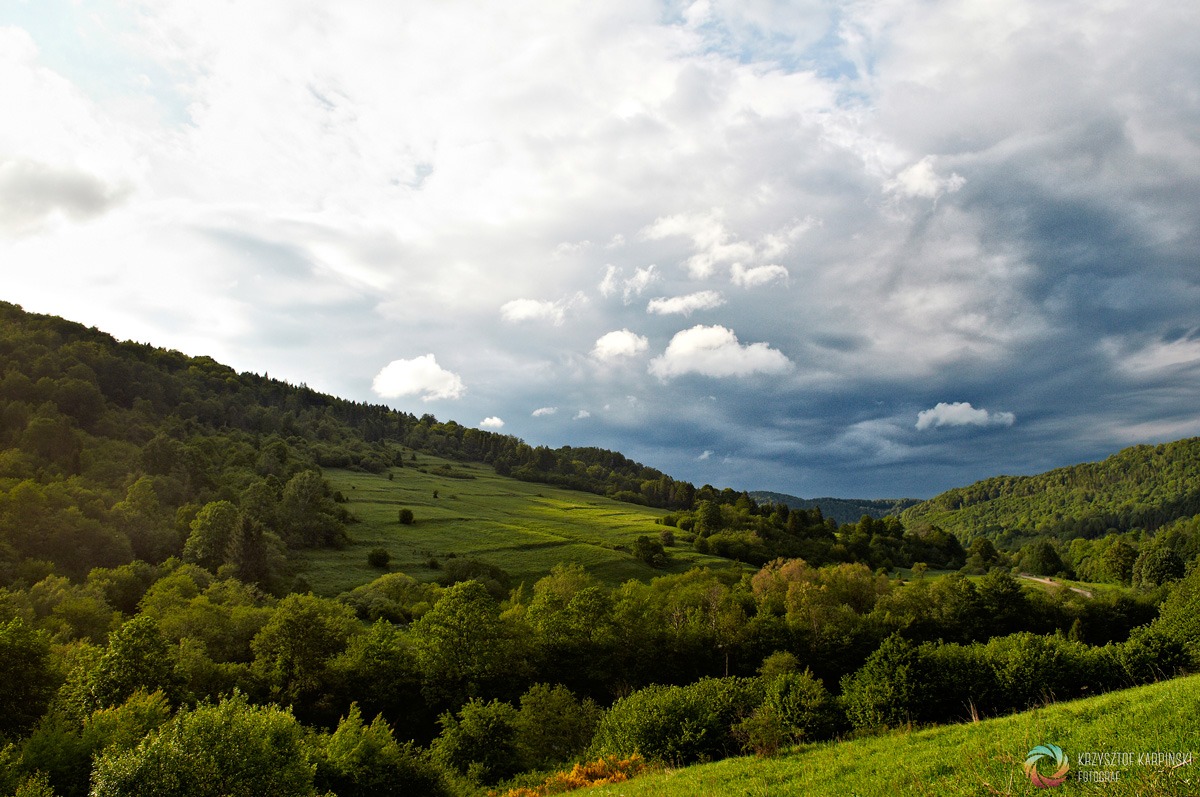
[90,692,317,797]
[632,535,668,567]
[315,704,448,797]
[0,618,57,740]
[251,593,360,712]
[840,634,921,730]
[513,684,601,769]
[183,501,239,572]
[89,615,180,711]
[410,581,523,706]
[398,508,414,525]
[1100,539,1138,585]
[280,471,347,548]
[1019,540,1068,577]
[431,698,520,785]
[367,548,391,569]
[1133,545,1185,589]
[223,514,283,588]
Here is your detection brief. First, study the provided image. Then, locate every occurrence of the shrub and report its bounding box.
[430,698,520,786]
[367,548,390,569]
[501,755,646,797]
[514,684,601,770]
[90,692,316,797]
[589,677,762,764]
[840,634,920,731]
[760,670,840,743]
[398,509,415,525]
[315,704,448,797]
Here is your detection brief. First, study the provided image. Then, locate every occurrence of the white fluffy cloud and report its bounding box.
[532,406,558,417]
[371,355,465,401]
[500,294,585,326]
[885,157,965,200]
[648,325,792,379]
[600,264,659,303]
[730,263,789,288]
[592,329,650,362]
[915,402,1016,430]
[480,416,505,428]
[646,290,725,316]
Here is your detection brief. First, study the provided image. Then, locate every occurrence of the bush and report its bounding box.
[759,670,840,743]
[840,634,920,731]
[589,677,762,764]
[315,704,448,797]
[632,535,667,568]
[501,755,646,797]
[90,692,316,797]
[367,548,391,569]
[514,684,601,770]
[431,698,520,786]
[398,509,415,525]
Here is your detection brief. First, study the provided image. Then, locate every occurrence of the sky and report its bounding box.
[2,0,1199,499]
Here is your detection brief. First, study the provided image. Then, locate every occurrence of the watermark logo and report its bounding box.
[1025,744,1070,788]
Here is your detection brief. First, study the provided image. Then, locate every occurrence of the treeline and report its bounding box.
[748,491,921,526]
[0,554,1192,795]
[902,437,1200,544]
[659,500,967,572]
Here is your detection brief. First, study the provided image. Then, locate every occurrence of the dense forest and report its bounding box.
[901,438,1200,544]
[1,301,1200,797]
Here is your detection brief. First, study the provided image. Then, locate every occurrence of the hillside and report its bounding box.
[301,463,746,595]
[582,673,1200,797]
[900,437,1200,544]
[0,300,718,588]
[748,491,920,525]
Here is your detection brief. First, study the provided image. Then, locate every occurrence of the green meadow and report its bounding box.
[582,674,1200,797]
[296,457,748,595]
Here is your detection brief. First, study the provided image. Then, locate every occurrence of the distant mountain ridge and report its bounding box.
[747,491,921,525]
[900,437,1200,544]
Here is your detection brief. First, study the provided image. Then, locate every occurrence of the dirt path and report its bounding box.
[1018,573,1093,598]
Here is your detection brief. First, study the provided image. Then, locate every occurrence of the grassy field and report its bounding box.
[295,457,749,596]
[581,675,1200,797]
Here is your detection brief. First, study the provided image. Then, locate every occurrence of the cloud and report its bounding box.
[0,159,130,234]
[532,406,558,417]
[641,212,755,279]
[646,290,725,316]
[599,264,659,303]
[731,263,789,288]
[915,402,1016,431]
[479,416,505,429]
[885,156,965,201]
[574,410,591,420]
[592,329,650,362]
[4,0,1200,498]
[500,295,585,326]
[649,325,792,379]
[371,355,466,401]
[698,449,713,461]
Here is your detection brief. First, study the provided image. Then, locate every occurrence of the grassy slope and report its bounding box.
[296,456,749,595]
[583,675,1200,797]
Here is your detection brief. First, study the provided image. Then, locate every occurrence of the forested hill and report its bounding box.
[901,437,1200,544]
[748,492,920,525]
[0,301,697,507]
[0,301,715,584]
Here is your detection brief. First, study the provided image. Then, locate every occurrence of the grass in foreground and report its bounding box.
[581,674,1200,797]
[297,458,747,595]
